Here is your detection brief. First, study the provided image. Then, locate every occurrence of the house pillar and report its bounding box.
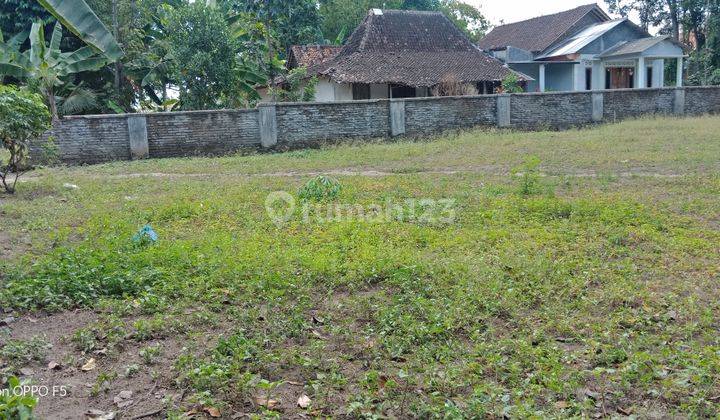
[127,115,149,160]
[652,59,665,88]
[676,57,683,87]
[258,104,278,148]
[539,64,546,92]
[637,56,646,88]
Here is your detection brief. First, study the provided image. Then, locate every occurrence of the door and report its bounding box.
[605,67,635,89]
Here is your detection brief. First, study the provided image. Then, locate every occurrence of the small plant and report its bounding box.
[298,175,342,202]
[139,344,162,365]
[0,85,51,194]
[511,156,543,196]
[0,376,38,418]
[125,364,140,378]
[0,337,49,373]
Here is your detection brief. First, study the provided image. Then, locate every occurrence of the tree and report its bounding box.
[0,0,52,39]
[165,2,264,110]
[0,22,107,120]
[0,85,51,194]
[441,0,490,42]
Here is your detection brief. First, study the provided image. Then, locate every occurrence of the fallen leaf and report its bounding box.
[85,409,116,420]
[554,401,569,409]
[254,396,279,409]
[94,348,108,356]
[297,394,311,409]
[311,315,324,325]
[311,329,326,339]
[19,368,34,376]
[81,358,97,371]
[47,361,62,370]
[617,406,632,415]
[204,406,221,417]
[116,400,134,409]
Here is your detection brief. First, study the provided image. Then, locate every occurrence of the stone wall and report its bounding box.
[32,87,720,165]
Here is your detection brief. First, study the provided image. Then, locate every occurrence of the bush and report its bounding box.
[0,376,38,419]
[0,85,51,194]
[499,73,524,94]
[298,175,342,202]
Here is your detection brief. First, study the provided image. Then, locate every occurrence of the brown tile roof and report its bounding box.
[478,4,609,53]
[313,9,523,86]
[288,45,342,69]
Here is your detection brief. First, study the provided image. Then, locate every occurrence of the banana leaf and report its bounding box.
[37,0,123,61]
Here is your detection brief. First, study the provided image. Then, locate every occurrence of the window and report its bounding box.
[605,68,611,89]
[585,68,592,91]
[352,84,370,100]
[646,67,653,88]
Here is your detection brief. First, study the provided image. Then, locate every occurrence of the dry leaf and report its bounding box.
[297,394,311,409]
[204,406,221,417]
[254,396,279,409]
[47,361,62,370]
[554,401,569,409]
[81,358,97,371]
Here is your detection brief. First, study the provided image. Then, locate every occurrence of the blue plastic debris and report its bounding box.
[132,224,158,244]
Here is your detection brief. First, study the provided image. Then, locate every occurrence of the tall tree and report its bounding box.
[0,0,52,38]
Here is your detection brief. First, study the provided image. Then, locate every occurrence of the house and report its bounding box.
[273,9,527,102]
[478,3,687,92]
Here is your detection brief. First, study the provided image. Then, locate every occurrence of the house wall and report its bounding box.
[314,77,353,102]
[510,63,540,92]
[546,63,576,92]
[31,87,720,165]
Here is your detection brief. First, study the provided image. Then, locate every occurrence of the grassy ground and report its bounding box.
[1,116,719,418]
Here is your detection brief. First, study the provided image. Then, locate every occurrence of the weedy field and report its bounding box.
[1,116,719,419]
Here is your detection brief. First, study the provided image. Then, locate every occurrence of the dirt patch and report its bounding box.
[4,311,188,420]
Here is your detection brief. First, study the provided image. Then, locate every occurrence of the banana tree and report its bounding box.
[0,22,107,121]
[36,0,123,61]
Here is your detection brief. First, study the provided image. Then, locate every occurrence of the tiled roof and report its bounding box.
[313,9,523,86]
[478,4,609,53]
[288,45,342,69]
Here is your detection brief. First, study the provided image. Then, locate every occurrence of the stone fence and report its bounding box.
[32,86,720,165]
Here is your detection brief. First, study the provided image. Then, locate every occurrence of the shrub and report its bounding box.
[298,175,342,202]
[0,85,51,194]
[0,376,38,419]
[499,73,524,94]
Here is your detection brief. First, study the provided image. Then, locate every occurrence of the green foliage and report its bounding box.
[0,337,49,375]
[0,376,38,419]
[165,2,264,110]
[511,156,543,196]
[36,0,123,60]
[0,21,108,119]
[271,66,317,102]
[0,85,50,194]
[500,73,524,94]
[298,175,342,202]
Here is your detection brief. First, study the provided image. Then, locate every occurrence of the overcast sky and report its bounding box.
[467,1,614,26]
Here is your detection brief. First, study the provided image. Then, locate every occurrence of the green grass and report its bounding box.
[2,116,720,417]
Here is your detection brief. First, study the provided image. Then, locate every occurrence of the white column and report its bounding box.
[573,64,584,91]
[539,64,546,92]
[676,57,683,87]
[652,59,665,88]
[637,56,645,88]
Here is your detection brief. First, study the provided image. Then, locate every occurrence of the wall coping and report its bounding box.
[54,86,716,120]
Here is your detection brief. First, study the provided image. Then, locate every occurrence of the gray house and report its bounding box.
[478,3,687,92]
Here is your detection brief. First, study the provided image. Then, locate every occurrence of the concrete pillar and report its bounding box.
[652,59,665,88]
[127,115,149,160]
[676,57,683,87]
[258,105,278,148]
[673,87,685,115]
[592,61,604,90]
[637,56,646,88]
[389,99,406,137]
[591,92,604,122]
[539,64,546,92]
[573,64,585,91]
[497,94,511,128]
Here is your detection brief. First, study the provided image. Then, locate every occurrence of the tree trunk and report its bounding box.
[666,0,680,40]
[47,89,59,123]
[112,0,122,103]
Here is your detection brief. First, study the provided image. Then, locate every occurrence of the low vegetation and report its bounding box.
[1,116,719,418]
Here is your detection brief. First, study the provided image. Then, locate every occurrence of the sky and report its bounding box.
[467,1,614,26]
